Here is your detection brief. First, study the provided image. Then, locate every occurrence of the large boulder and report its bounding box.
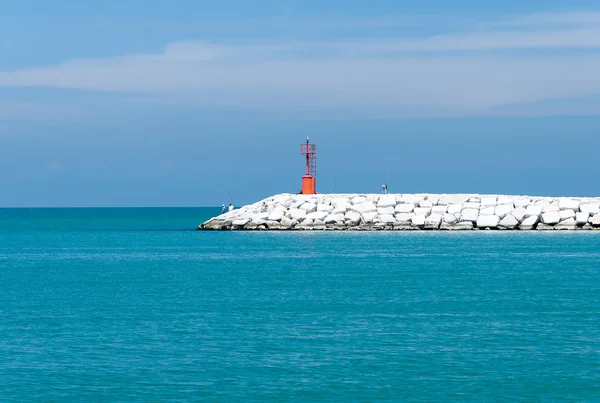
[324,213,345,224]
[576,212,590,225]
[477,215,500,228]
[525,205,543,217]
[497,196,514,205]
[447,204,462,214]
[345,211,361,225]
[542,202,560,213]
[590,214,600,227]
[232,218,251,226]
[377,195,397,208]
[414,207,431,216]
[411,215,426,226]
[417,199,433,208]
[289,209,307,221]
[395,203,415,213]
[349,201,377,215]
[377,207,395,216]
[267,210,285,221]
[499,214,519,229]
[555,218,577,230]
[306,211,329,221]
[443,213,459,225]
[395,213,415,223]
[463,202,480,209]
[512,207,526,222]
[541,211,561,225]
[431,206,447,214]
[454,221,474,230]
[520,215,539,230]
[461,208,479,222]
[299,202,317,213]
[558,198,580,211]
[495,204,513,218]
[559,209,576,220]
[480,196,497,207]
[580,203,600,214]
[317,203,334,213]
[438,195,471,205]
[425,213,443,229]
[351,196,367,205]
[514,198,531,208]
[361,211,378,223]
[480,206,495,216]
[378,214,396,223]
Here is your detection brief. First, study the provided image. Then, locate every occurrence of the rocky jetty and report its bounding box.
[198,193,600,231]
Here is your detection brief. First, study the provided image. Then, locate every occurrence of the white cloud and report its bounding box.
[1,10,600,117]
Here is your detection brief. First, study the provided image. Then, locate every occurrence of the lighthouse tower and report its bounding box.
[300,137,317,194]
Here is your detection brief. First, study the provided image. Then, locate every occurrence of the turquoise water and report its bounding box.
[1,208,599,401]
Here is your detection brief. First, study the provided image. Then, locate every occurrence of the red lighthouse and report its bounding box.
[300,137,317,194]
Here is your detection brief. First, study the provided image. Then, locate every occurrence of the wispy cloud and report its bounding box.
[1,10,600,118]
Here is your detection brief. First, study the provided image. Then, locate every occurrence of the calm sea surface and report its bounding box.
[1,208,599,401]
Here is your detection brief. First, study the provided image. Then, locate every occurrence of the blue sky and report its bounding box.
[1,0,600,206]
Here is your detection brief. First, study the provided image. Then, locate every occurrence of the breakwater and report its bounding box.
[198,193,600,231]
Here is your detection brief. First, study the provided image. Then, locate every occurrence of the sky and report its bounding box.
[1,0,600,207]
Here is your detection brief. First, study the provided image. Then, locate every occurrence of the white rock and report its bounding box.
[412,215,426,226]
[344,211,361,224]
[432,206,447,214]
[398,194,419,204]
[378,214,396,223]
[297,218,313,227]
[443,213,459,225]
[590,214,600,226]
[418,199,433,208]
[289,209,307,220]
[362,212,378,223]
[427,195,441,205]
[576,212,590,225]
[438,195,470,205]
[414,207,431,216]
[351,196,367,205]
[520,215,539,229]
[480,206,495,216]
[267,210,285,221]
[349,201,377,214]
[395,213,415,223]
[447,204,462,214]
[461,208,479,222]
[555,218,577,230]
[580,203,600,214]
[252,212,270,220]
[480,196,497,207]
[332,204,348,215]
[324,213,345,224]
[395,203,415,213]
[542,202,560,213]
[499,214,519,229]
[514,198,531,208]
[558,198,579,211]
[495,204,514,218]
[306,211,329,221]
[280,216,293,227]
[541,211,561,225]
[463,202,480,209]
[377,207,395,216]
[299,202,317,213]
[525,205,543,217]
[317,203,334,213]
[477,215,500,228]
[497,197,514,206]
[232,218,251,226]
[512,207,526,222]
[454,221,474,230]
[559,209,576,220]
[425,214,443,229]
[377,195,397,208]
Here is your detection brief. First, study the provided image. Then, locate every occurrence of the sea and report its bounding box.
[0,207,599,402]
